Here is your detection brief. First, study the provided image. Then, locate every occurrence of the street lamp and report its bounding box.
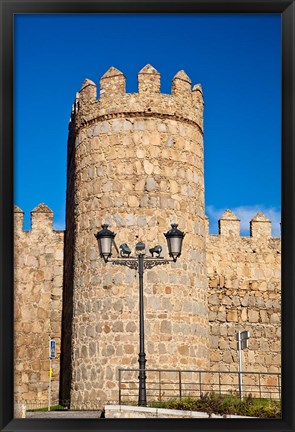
[95,223,185,406]
[164,223,185,262]
[95,224,116,262]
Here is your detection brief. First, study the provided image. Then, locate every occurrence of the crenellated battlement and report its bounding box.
[137,64,160,94]
[72,64,204,131]
[206,210,280,239]
[14,203,64,233]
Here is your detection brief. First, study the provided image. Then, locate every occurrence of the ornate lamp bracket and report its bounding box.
[109,257,172,270]
[143,259,171,270]
[110,258,138,270]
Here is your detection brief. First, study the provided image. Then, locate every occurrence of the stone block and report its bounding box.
[223,351,233,364]
[248,310,259,323]
[160,321,172,334]
[259,310,269,323]
[270,313,280,323]
[143,160,154,175]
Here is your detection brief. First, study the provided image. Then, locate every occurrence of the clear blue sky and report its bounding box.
[14,14,281,235]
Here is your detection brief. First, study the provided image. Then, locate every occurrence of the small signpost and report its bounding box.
[48,339,56,411]
[50,340,56,359]
[236,330,250,399]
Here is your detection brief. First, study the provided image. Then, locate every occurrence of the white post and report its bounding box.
[237,331,243,399]
[48,357,52,411]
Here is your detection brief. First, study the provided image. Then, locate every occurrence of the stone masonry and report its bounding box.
[13,65,281,411]
[60,65,209,408]
[14,204,64,405]
[206,210,281,392]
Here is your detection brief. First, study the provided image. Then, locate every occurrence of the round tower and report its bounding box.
[62,65,209,407]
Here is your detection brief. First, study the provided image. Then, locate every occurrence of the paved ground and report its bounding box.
[26,410,102,419]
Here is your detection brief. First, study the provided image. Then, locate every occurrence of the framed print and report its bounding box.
[1,1,294,432]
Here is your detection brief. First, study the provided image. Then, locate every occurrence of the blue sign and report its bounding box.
[49,340,56,359]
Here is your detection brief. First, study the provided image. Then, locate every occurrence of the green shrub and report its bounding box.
[148,393,281,418]
[28,404,66,412]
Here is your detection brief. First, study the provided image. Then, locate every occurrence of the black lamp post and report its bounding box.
[95,223,185,406]
[135,241,147,406]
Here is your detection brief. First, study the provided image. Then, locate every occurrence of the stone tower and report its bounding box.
[60,65,209,407]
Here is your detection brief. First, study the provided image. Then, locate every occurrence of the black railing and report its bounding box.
[22,399,70,411]
[118,369,281,405]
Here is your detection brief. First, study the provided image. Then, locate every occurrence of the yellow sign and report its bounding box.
[49,368,53,378]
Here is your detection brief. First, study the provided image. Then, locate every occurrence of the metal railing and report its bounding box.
[118,369,281,405]
[22,399,70,411]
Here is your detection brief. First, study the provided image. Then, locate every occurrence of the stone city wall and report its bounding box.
[13,67,281,408]
[14,204,64,409]
[206,210,281,394]
[13,207,281,405]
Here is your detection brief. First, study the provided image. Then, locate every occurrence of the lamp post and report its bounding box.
[95,223,185,406]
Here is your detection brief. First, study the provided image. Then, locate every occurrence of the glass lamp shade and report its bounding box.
[95,224,116,262]
[164,224,185,261]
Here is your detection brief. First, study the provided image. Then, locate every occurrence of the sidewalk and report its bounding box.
[26,410,102,418]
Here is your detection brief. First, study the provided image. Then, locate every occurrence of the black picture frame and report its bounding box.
[0,1,294,431]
